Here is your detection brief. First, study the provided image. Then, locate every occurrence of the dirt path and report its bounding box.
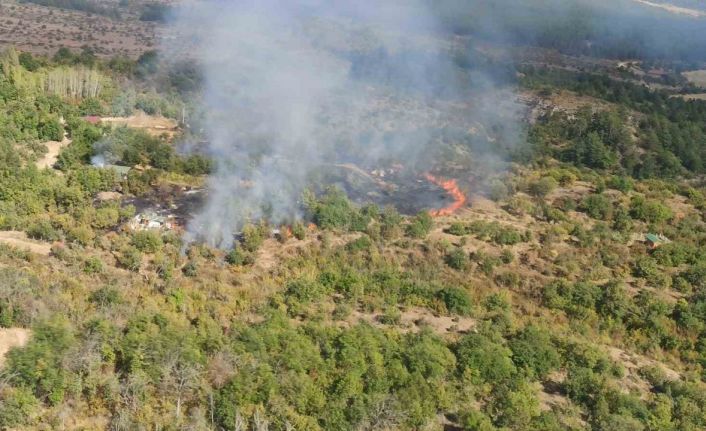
[0,328,30,368]
[0,231,52,255]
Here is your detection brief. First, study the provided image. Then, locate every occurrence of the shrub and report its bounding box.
[0,387,40,428]
[292,222,306,240]
[488,179,510,201]
[406,211,433,238]
[509,325,560,379]
[629,196,673,224]
[117,246,142,272]
[455,333,516,384]
[580,193,613,220]
[445,248,469,270]
[26,220,60,242]
[528,177,557,198]
[67,225,95,246]
[89,286,120,306]
[83,256,103,274]
[437,287,472,315]
[225,247,248,266]
[131,230,163,253]
[182,260,198,277]
[447,222,467,236]
[7,319,75,405]
[240,223,266,252]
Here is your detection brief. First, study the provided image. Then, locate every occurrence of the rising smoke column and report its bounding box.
[168,0,518,248]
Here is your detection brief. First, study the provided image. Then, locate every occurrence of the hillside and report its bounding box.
[0,1,706,430]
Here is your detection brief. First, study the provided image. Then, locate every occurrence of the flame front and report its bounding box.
[424,173,467,217]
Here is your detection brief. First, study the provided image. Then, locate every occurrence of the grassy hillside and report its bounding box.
[1,36,706,431]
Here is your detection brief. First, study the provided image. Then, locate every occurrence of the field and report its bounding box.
[683,69,706,87]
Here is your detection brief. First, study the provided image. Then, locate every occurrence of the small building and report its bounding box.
[646,233,669,249]
[129,212,175,231]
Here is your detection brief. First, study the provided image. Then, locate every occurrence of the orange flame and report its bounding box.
[424,173,467,217]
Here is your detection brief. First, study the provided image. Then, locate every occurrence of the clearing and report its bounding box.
[100,111,179,138]
[36,131,71,170]
[683,70,706,88]
[0,231,52,255]
[0,328,30,368]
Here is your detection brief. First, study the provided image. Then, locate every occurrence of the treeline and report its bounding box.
[523,67,706,179]
[19,0,121,19]
[432,0,706,63]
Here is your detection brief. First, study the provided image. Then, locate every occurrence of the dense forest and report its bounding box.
[1,2,706,428]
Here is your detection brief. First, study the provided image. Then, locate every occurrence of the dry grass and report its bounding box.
[683,70,706,88]
[100,110,179,138]
[0,327,30,368]
[0,231,52,255]
[0,0,165,58]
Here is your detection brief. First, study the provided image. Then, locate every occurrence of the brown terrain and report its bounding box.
[0,230,53,255]
[0,0,168,58]
[0,327,30,367]
[100,110,179,137]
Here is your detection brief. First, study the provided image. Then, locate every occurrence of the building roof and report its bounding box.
[645,233,667,243]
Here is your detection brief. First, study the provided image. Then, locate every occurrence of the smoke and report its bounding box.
[167,0,522,248]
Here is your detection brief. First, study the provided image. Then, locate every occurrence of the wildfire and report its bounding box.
[424,173,467,217]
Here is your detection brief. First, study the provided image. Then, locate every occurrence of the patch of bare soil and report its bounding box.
[101,111,179,138]
[348,306,476,336]
[683,70,706,87]
[0,328,30,367]
[674,93,706,101]
[0,231,52,255]
[0,0,164,58]
[607,346,680,397]
[36,134,71,170]
[520,89,616,123]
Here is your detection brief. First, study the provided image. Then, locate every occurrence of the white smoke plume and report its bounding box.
[167,0,520,248]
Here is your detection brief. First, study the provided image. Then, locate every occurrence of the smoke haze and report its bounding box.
[165,0,523,248]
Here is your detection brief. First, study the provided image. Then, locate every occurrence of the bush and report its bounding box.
[292,222,306,240]
[89,286,120,306]
[345,235,373,252]
[580,193,613,220]
[455,333,516,384]
[83,256,103,274]
[0,387,39,428]
[445,248,469,270]
[67,225,95,245]
[437,287,472,315]
[406,211,433,238]
[182,260,198,277]
[117,246,142,271]
[630,196,673,224]
[225,247,248,266]
[447,222,467,236]
[131,230,163,253]
[240,223,266,252]
[7,319,75,405]
[509,325,560,379]
[26,220,60,242]
[528,177,557,198]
